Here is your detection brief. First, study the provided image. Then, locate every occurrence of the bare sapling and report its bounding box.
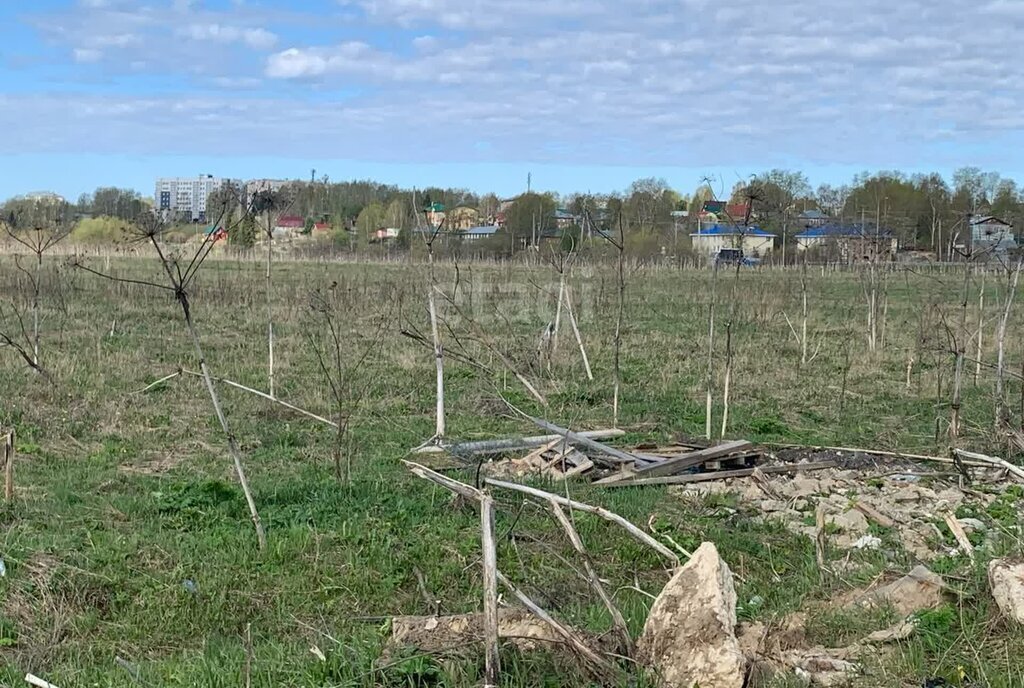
[73,211,267,550]
[305,288,391,484]
[975,269,986,386]
[611,215,626,429]
[251,186,296,399]
[720,321,733,438]
[705,263,719,440]
[995,257,1023,429]
[416,197,448,445]
[0,208,72,374]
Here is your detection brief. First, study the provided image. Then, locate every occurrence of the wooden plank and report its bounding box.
[414,429,625,456]
[602,460,837,488]
[632,440,752,478]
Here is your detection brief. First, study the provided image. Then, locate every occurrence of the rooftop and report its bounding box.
[691,224,775,237]
[795,223,893,238]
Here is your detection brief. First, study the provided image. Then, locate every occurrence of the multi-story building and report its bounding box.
[155,175,241,222]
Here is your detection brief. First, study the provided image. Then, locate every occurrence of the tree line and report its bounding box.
[2,167,1022,259]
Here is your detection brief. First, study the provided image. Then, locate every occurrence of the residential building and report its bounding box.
[155,175,240,222]
[273,214,305,238]
[370,227,401,243]
[697,201,754,230]
[461,225,500,241]
[794,223,898,261]
[690,224,775,257]
[797,209,829,227]
[425,202,446,228]
[552,208,577,229]
[969,215,1016,255]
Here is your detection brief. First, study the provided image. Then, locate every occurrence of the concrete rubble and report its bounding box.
[988,559,1024,624]
[672,465,1006,562]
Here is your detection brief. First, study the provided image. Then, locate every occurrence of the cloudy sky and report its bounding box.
[1,0,1022,199]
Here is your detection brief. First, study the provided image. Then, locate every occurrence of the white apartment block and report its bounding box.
[155,175,241,222]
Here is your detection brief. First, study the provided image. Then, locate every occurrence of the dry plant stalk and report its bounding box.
[73,211,267,550]
[563,285,594,380]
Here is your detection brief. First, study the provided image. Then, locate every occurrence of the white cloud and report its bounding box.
[17,0,1024,172]
[179,23,278,50]
[73,48,102,63]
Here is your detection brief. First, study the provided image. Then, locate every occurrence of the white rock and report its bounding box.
[989,559,1024,624]
[638,542,746,688]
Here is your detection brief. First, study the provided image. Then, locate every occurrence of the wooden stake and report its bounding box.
[3,430,13,502]
[481,494,500,688]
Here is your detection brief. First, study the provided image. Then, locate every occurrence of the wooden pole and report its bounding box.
[481,493,500,688]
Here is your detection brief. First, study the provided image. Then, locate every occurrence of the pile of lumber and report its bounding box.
[419,420,837,486]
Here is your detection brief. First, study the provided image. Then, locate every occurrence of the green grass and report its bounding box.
[1,254,1023,686]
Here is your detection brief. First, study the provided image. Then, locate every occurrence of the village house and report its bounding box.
[797,209,829,227]
[794,223,898,261]
[690,224,775,257]
[425,202,446,228]
[969,215,1016,255]
[697,201,754,230]
[273,214,305,238]
[370,227,401,243]
[460,225,500,241]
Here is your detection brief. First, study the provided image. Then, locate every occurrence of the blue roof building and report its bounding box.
[690,224,776,257]
[794,223,898,261]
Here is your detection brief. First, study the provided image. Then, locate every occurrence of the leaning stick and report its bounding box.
[179,369,338,428]
[548,502,633,654]
[563,286,594,380]
[943,512,975,561]
[403,460,485,501]
[484,477,679,566]
[136,370,182,394]
[496,570,613,673]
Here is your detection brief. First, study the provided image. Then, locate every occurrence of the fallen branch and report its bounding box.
[770,443,996,469]
[602,460,837,488]
[548,501,633,654]
[135,370,182,394]
[496,570,614,674]
[403,460,484,501]
[484,477,679,566]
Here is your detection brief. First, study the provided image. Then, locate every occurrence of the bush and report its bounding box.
[70,216,130,244]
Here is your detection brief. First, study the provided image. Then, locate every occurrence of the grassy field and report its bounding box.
[1,250,1023,686]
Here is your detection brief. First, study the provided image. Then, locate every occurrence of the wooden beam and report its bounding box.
[602,460,836,488]
[631,439,752,478]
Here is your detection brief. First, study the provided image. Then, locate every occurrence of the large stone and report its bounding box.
[852,565,945,617]
[638,542,746,688]
[989,559,1024,624]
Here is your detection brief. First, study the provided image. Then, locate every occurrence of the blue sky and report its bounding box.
[1,0,1023,201]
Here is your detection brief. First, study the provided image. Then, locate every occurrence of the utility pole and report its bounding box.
[527,172,532,194]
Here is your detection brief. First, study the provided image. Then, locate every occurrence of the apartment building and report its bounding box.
[155,175,241,222]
